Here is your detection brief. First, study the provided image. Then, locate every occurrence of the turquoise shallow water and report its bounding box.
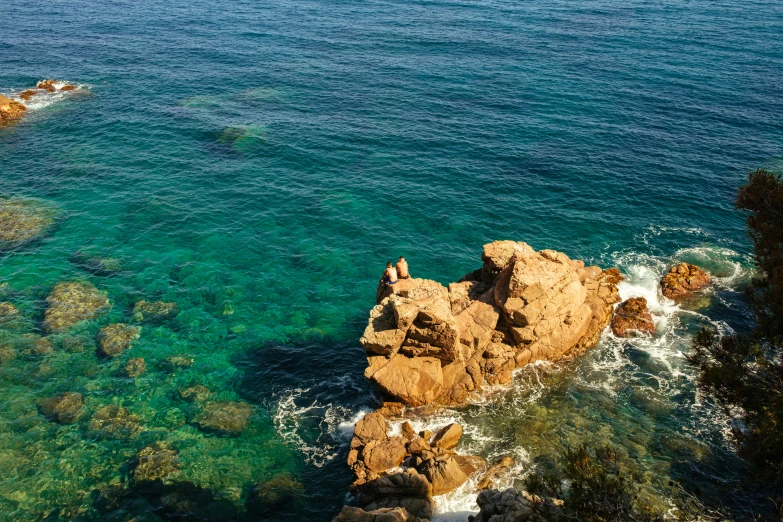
[1,0,783,520]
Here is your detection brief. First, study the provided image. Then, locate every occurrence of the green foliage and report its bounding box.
[524,444,665,522]
[689,169,783,478]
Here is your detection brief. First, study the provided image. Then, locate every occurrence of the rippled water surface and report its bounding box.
[1,0,783,520]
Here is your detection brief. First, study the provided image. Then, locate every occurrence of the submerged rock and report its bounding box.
[160,355,194,371]
[194,400,252,435]
[38,392,85,424]
[611,297,656,337]
[43,281,110,333]
[132,300,179,323]
[246,473,304,515]
[96,323,141,357]
[0,197,57,251]
[123,357,147,377]
[0,302,20,321]
[131,442,179,483]
[69,251,123,276]
[661,263,710,300]
[87,404,142,439]
[179,385,211,402]
[476,456,514,491]
[361,241,620,407]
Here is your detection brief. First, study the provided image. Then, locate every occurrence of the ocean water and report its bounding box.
[1,0,782,520]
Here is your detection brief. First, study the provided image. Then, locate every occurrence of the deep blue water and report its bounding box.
[1,0,782,520]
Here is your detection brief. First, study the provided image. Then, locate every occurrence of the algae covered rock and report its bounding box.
[0,302,20,321]
[87,404,142,439]
[123,357,147,377]
[661,262,710,300]
[132,300,179,323]
[38,392,85,424]
[131,442,179,483]
[179,385,211,402]
[194,400,252,435]
[0,197,57,251]
[43,281,110,333]
[70,251,123,276]
[611,297,656,337]
[96,323,141,357]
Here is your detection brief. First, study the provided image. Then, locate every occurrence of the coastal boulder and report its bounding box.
[38,392,84,424]
[611,297,655,337]
[661,263,710,300]
[419,456,469,496]
[96,323,141,357]
[43,281,110,333]
[431,423,462,450]
[472,488,535,522]
[194,400,252,435]
[481,240,535,279]
[355,469,434,519]
[332,506,427,522]
[369,355,443,407]
[361,437,408,473]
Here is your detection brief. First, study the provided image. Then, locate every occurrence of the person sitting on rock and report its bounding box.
[396,256,410,279]
[382,262,398,286]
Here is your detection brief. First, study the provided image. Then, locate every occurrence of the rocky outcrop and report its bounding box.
[43,281,110,333]
[1,81,80,127]
[611,297,655,337]
[347,405,488,518]
[194,400,252,435]
[96,323,141,357]
[361,241,621,406]
[661,263,710,300]
[38,392,85,424]
[0,197,57,251]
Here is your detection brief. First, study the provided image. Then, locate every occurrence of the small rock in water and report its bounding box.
[132,300,179,323]
[43,281,110,333]
[611,297,656,337]
[660,262,710,300]
[87,404,142,439]
[123,357,147,377]
[194,400,252,435]
[401,421,417,441]
[476,456,514,490]
[131,441,179,483]
[179,385,211,402]
[96,323,141,358]
[37,392,85,424]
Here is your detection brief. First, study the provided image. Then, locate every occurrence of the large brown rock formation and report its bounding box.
[362,241,621,406]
